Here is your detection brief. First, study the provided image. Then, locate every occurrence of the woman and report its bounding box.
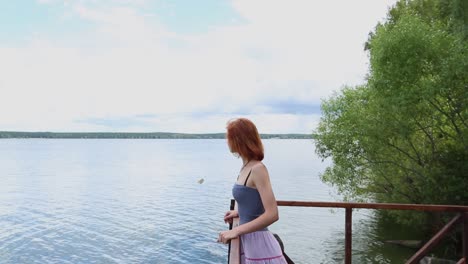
[218,118,287,264]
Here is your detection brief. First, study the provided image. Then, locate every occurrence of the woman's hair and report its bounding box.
[226,118,264,161]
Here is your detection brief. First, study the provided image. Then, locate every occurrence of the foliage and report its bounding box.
[314,0,467,226]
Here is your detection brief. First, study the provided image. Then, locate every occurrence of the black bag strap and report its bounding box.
[272,233,295,264]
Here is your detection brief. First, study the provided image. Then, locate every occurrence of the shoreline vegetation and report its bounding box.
[313,0,466,261]
[0,131,313,139]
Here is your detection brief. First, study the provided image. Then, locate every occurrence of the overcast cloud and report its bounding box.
[0,0,397,133]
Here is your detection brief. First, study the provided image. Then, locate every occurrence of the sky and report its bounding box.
[0,0,398,134]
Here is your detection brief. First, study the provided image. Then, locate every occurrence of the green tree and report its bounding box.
[315,0,467,226]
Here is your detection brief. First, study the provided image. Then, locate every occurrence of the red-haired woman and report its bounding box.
[218,118,287,264]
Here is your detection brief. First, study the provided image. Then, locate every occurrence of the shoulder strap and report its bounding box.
[244,169,252,186]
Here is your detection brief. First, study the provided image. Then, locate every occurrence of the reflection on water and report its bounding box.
[271,208,421,264]
[351,210,421,264]
[0,139,419,263]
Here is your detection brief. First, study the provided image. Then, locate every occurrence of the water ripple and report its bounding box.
[0,139,411,264]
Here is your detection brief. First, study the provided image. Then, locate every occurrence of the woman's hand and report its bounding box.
[224,210,238,224]
[217,229,239,244]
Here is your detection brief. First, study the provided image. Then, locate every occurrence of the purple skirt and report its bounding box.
[240,231,287,264]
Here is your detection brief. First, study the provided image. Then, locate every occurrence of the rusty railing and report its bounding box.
[227,200,468,264]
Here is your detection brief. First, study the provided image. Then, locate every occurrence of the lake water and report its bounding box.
[0,139,416,263]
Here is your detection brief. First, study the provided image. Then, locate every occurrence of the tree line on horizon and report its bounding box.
[0,131,313,139]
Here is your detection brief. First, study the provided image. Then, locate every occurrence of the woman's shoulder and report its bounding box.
[251,161,269,179]
[251,160,267,170]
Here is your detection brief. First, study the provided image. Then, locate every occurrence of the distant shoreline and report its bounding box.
[0,131,313,139]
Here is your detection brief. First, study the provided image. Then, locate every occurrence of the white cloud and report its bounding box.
[0,0,397,133]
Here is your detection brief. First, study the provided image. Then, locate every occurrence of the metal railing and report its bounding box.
[228,200,468,264]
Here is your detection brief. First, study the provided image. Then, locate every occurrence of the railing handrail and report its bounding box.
[277,200,468,212]
[275,200,468,264]
[228,199,468,264]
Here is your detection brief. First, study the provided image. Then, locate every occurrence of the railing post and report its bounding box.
[228,199,235,264]
[463,212,468,263]
[228,199,240,264]
[229,199,235,230]
[345,207,352,264]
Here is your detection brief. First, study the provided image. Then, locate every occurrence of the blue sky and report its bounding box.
[0,0,243,41]
[0,0,397,133]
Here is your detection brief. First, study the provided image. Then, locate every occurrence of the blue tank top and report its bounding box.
[232,170,268,231]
